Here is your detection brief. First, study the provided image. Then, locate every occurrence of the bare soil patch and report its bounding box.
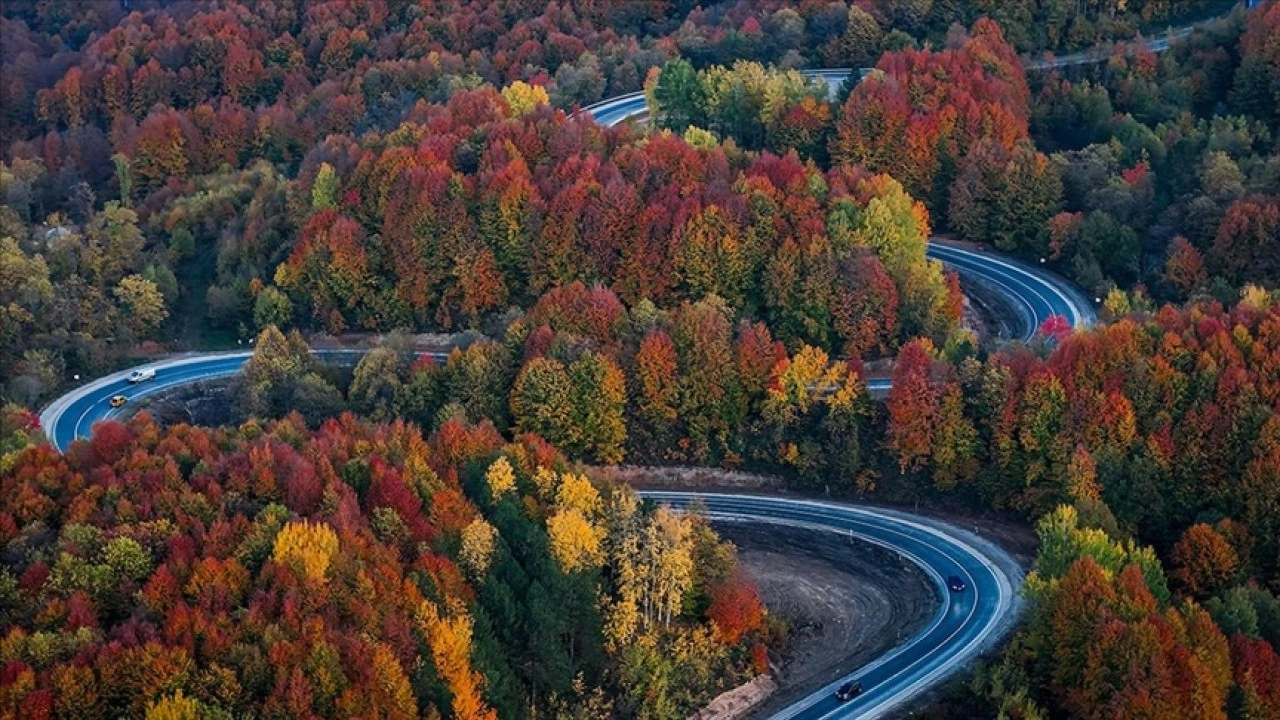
[710,522,939,719]
[961,289,998,345]
[690,675,778,720]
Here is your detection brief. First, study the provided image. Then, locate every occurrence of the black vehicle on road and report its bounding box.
[835,680,863,701]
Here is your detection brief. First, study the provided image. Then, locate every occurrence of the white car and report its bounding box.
[126,368,156,384]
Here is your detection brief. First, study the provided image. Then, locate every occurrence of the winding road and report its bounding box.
[33,229,1080,719]
[645,494,1018,720]
[39,70,1097,720]
[34,251,1057,720]
[583,1,1252,343]
[35,34,1177,720]
[38,349,397,453]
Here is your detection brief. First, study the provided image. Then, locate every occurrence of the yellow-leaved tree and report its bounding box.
[145,690,200,720]
[642,506,694,627]
[459,518,498,578]
[556,473,602,516]
[484,456,516,502]
[546,472,606,573]
[272,519,339,581]
[547,509,604,573]
[501,81,550,117]
[417,600,497,720]
[533,466,559,502]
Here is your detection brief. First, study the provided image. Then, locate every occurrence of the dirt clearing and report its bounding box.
[709,522,939,719]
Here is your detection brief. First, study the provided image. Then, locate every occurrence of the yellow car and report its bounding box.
[109,395,127,408]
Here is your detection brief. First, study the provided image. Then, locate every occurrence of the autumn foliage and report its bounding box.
[833,20,1031,215]
[3,3,1279,719]
[271,519,339,582]
[266,89,957,355]
[0,414,767,718]
[1170,524,1240,600]
[706,571,766,645]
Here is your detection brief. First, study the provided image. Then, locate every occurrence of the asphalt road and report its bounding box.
[925,242,1094,339]
[31,5,1267,718]
[641,493,1018,720]
[580,68,859,125]
[38,360,1022,720]
[38,349,447,452]
[39,81,1094,714]
[41,73,1097,720]
[37,361,1023,719]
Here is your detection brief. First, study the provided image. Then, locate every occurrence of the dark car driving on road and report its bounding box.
[835,680,863,701]
[948,575,967,592]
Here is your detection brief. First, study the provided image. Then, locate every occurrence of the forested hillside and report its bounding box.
[0,412,770,718]
[279,94,957,348]
[648,6,1280,306]
[3,1,1280,719]
[3,2,1275,406]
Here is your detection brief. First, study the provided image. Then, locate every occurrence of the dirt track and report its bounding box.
[710,522,939,719]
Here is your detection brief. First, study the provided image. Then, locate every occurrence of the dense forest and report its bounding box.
[0,410,771,718]
[122,280,1280,718]
[3,0,1280,719]
[648,6,1280,307]
[3,2,1275,404]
